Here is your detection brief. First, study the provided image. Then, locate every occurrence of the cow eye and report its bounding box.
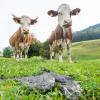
[58,12,63,15]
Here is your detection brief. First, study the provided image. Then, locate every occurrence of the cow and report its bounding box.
[47,4,80,63]
[9,14,38,61]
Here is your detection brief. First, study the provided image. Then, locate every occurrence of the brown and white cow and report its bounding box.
[9,14,38,61]
[47,4,80,63]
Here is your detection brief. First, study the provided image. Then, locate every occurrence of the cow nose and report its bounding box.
[23,29,29,32]
[64,20,71,24]
[22,29,29,34]
[64,20,67,23]
[63,20,72,27]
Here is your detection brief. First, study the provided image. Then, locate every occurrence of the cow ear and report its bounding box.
[12,14,21,24]
[70,8,81,16]
[47,10,58,17]
[31,17,38,25]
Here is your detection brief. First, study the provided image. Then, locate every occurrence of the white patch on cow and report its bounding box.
[58,4,71,27]
[56,39,66,49]
[16,54,20,61]
[19,43,24,48]
[24,46,29,59]
[52,40,57,48]
[51,52,54,56]
[62,40,66,48]
[57,39,62,45]
[50,39,66,62]
[25,43,29,47]
[50,53,53,60]
[66,38,70,45]
[20,16,31,33]
[66,39,73,63]
[20,16,31,24]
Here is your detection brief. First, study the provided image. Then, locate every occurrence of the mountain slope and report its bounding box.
[73,23,100,42]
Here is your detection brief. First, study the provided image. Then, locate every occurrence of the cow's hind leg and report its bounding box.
[66,39,73,63]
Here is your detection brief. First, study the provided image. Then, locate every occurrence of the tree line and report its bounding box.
[73,23,100,42]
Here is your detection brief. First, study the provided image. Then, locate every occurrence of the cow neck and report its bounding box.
[18,27,25,42]
[62,26,72,42]
[65,26,72,41]
[58,24,65,42]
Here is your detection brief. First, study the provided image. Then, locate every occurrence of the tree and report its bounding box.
[28,39,50,59]
[3,46,13,58]
[40,40,50,59]
[28,40,42,58]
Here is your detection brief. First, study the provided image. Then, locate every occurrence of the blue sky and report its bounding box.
[0,0,100,50]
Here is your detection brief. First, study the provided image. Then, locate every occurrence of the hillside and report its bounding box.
[72,39,100,60]
[73,23,100,42]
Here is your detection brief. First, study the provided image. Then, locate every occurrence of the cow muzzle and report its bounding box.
[22,29,29,34]
[63,20,72,28]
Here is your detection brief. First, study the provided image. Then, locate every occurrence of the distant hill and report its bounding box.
[73,23,100,42]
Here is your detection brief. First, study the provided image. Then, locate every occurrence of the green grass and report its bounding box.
[0,39,100,100]
[72,39,100,60]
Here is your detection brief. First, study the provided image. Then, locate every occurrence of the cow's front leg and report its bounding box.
[15,49,20,61]
[58,45,63,62]
[24,46,29,59]
[49,45,54,60]
[66,39,73,63]
[20,50,23,59]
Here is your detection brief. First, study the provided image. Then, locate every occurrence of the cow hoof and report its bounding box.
[69,60,73,63]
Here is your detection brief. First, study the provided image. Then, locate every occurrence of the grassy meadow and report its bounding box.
[0,39,100,100]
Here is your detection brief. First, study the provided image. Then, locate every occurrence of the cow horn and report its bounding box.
[11,14,17,18]
[35,17,39,20]
[11,14,21,19]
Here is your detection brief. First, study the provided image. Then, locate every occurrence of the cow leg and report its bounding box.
[66,39,73,63]
[24,47,29,59]
[58,45,63,62]
[15,49,20,61]
[49,45,54,60]
[20,50,23,59]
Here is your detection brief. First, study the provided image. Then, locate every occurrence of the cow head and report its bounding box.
[12,14,38,34]
[47,4,80,28]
